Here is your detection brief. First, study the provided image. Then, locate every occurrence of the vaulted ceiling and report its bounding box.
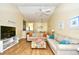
[16,3,59,22]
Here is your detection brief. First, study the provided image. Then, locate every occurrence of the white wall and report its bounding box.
[0,4,24,39]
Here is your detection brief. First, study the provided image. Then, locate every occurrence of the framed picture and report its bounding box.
[70,16,79,28]
[58,21,64,30]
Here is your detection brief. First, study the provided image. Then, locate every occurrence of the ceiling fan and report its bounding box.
[39,8,52,16]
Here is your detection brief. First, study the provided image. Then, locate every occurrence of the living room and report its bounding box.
[0,3,79,55]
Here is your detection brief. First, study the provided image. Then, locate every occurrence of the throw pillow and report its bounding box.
[29,32,33,37]
[49,34,54,39]
[60,40,70,44]
[43,32,47,37]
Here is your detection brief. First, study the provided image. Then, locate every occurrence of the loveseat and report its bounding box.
[26,32,47,41]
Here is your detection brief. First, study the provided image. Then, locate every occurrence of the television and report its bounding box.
[0,26,16,40]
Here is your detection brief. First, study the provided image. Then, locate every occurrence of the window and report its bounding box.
[26,23,33,31]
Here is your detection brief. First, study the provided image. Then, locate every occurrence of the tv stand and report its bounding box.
[0,36,19,53]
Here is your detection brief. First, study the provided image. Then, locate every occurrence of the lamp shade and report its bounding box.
[52,29,55,32]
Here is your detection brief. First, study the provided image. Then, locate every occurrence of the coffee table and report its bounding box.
[31,38,46,48]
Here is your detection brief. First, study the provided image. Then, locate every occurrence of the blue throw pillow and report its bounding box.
[60,40,70,44]
[49,34,54,39]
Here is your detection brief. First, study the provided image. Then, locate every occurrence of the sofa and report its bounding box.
[26,32,47,41]
[26,32,47,48]
[47,34,79,55]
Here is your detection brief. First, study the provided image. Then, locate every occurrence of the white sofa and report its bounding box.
[27,34,46,41]
[27,35,37,41]
[47,34,79,55]
[47,39,79,55]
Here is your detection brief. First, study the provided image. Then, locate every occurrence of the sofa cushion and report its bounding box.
[57,44,79,51]
[69,39,79,44]
[55,35,64,42]
[33,33,36,37]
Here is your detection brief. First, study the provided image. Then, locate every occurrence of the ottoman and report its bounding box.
[31,38,46,48]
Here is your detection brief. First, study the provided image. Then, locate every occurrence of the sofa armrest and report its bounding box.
[27,35,30,41]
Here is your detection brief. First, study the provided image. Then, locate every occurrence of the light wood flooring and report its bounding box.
[0,39,54,55]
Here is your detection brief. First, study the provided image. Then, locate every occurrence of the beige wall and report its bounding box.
[0,4,24,39]
[49,3,79,39]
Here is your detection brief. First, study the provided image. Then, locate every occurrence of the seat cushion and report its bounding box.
[57,44,79,51]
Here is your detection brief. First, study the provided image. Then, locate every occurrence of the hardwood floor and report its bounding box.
[0,39,54,55]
